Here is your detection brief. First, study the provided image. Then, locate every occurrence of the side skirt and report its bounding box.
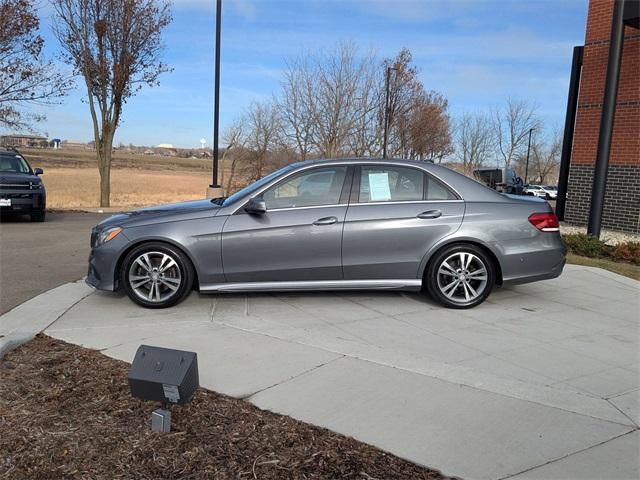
[199,279,423,293]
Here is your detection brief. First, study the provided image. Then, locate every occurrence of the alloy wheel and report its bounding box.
[128,251,182,303]
[436,251,488,304]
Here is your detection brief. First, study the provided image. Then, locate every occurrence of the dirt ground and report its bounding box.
[0,335,451,480]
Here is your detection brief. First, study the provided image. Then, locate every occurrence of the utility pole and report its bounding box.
[209,0,223,195]
[524,127,534,184]
[382,67,397,159]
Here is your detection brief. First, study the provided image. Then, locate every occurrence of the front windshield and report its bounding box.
[222,164,295,206]
[0,153,31,173]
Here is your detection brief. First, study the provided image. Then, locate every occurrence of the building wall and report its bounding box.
[565,0,640,233]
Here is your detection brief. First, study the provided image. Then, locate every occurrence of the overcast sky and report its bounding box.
[31,0,588,148]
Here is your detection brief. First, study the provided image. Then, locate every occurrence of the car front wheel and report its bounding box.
[121,243,194,308]
[426,244,495,309]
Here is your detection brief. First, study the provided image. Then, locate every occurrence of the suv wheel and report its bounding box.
[426,244,495,309]
[30,210,46,222]
[121,243,194,308]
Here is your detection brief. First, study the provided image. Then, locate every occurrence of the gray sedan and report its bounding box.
[87,159,565,309]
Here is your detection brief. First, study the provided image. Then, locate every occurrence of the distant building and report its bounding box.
[62,140,89,150]
[0,134,48,148]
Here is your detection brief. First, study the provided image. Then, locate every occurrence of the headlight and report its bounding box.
[96,226,123,246]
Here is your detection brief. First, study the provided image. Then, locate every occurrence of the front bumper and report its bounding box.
[0,187,45,215]
[86,230,131,291]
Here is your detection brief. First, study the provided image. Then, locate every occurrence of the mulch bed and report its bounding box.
[0,335,453,479]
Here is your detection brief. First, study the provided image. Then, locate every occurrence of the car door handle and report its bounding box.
[313,216,338,226]
[417,210,442,219]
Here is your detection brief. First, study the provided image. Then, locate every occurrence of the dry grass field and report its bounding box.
[44,167,212,208]
[19,148,222,209]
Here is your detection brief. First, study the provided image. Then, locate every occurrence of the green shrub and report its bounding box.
[611,242,640,265]
[562,233,611,258]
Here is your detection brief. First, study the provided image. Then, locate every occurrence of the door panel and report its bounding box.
[222,206,347,282]
[221,165,351,283]
[342,202,464,279]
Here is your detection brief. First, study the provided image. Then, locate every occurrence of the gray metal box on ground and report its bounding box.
[128,345,199,405]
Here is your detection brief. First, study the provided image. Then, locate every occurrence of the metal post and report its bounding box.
[556,46,583,220]
[524,128,533,185]
[211,0,222,188]
[587,0,626,237]
[382,67,391,159]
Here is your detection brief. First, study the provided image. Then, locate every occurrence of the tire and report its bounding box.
[30,210,46,222]
[426,243,495,309]
[121,242,194,308]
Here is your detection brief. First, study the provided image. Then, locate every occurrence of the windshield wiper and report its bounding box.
[210,196,227,205]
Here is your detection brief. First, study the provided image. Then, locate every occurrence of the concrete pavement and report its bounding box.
[1,264,638,479]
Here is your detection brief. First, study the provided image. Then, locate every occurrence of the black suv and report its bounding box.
[0,148,46,221]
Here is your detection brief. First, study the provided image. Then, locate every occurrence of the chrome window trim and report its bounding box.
[353,199,463,207]
[228,160,464,215]
[266,203,349,213]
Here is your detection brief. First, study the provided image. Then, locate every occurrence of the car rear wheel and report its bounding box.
[426,244,495,309]
[121,243,194,308]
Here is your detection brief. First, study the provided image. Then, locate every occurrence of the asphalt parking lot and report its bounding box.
[0,212,107,314]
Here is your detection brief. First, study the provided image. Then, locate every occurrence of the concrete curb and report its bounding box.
[0,280,94,359]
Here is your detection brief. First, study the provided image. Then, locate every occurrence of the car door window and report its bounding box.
[358,166,424,203]
[263,166,347,209]
[426,176,457,200]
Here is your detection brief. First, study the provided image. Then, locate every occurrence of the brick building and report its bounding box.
[563,0,639,234]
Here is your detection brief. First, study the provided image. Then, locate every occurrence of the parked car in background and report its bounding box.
[87,158,565,310]
[0,148,46,222]
[541,185,558,200]
[524,184,557,200]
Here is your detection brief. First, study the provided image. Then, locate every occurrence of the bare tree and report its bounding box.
[281,42,378,158]
[0,0,71,130]
[456,113,494,174]
[220,119,246,194]
[523,129,562,184]
[242,100,282,182]
[493,98,540,169]
[278,59,313,160]
[407,92,453,162]
[52,0,172,207]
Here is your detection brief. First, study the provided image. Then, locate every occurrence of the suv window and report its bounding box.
[263,166,347,209]
[426,176,457,200]
[358,166,424,203]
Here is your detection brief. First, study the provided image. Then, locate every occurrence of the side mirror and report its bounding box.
[34,167,44,175]
[245,197,266,214]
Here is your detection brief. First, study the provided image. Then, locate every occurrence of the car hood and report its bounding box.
[97,199,222,229]
[0,172,42,186]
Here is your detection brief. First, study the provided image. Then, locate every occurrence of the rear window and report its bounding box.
[426,176,457,200]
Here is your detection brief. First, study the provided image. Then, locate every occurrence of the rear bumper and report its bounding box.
[497,235,566,285]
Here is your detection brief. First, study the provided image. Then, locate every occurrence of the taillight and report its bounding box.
[528,212,559,232]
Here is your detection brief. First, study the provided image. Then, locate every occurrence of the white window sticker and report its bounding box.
[368,172,391,201]
[162,384,180,403]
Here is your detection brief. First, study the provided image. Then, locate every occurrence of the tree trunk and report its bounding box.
[97,135,114,207]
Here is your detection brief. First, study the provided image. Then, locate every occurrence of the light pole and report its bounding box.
[524,127,534,185]
[382,66,397,159]
[210,0,222,193]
